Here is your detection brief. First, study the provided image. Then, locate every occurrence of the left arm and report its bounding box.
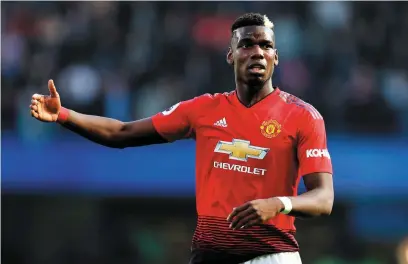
[288,107,334,218]
[228,172,333,229]
[287,172,334,218]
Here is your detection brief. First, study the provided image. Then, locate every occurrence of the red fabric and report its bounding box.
[151,88,333,255]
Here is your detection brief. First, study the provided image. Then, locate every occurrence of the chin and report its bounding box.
[246,76,266,87]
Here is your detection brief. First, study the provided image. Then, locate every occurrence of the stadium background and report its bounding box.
[2,1,408,264]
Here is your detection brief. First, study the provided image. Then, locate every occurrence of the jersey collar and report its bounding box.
[231,87,281,110]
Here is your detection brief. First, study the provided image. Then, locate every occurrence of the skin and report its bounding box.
[30,24,333,229]
[227,25,278,107]
[227,172,334,229]
[30,80,165,149]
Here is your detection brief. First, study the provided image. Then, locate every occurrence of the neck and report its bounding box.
[236,79,274,107]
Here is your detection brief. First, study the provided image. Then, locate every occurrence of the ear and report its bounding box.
[274,49,279,66]
[226,47,234,66]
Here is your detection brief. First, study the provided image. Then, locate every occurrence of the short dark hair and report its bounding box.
[231,13,274,33]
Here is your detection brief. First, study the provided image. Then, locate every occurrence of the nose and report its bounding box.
[250,45,264,60]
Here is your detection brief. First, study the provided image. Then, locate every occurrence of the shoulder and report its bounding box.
[161,92,232,119]
[278,90,324,121]
[190,91,233,108]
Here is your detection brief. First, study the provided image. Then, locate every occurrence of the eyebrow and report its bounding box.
[238,37,274,46]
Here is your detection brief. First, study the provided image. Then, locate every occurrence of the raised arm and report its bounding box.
[60,113,165,148]
[30,80,166,148]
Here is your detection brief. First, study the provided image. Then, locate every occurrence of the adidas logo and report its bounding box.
[214,117,228,127]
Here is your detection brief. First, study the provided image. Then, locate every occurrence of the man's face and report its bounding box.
[227,26,278,86]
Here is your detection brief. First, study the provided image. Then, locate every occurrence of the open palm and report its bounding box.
[30,80,61,122]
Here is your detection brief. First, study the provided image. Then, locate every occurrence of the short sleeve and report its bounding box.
[297,110,333,176]
[151,99,196,142]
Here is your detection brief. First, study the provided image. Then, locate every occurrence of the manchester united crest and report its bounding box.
[260,120,281,138]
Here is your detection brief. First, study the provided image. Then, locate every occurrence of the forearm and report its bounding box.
[286,187,333,218]
[59,108,166,148]
[60,109,126,148]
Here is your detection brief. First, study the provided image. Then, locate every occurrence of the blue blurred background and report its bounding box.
[2,1,408,264]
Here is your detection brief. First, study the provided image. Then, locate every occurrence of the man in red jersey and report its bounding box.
[30,13,333,264]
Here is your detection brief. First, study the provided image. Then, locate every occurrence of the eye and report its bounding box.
[262,44,273,49]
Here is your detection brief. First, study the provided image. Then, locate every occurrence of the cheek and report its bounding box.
[236,51,250,63]
[265,55,276,69]
[265,50,276,61]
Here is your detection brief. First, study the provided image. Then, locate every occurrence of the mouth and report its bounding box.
[247,63,266,74]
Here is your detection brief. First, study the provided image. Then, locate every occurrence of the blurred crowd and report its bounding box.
[2,1,408,141]
[2,3,408,264]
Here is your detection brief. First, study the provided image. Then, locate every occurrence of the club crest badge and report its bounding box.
[260,120,281,138]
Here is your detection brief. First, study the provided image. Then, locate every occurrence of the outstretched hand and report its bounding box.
[30,80,61,122]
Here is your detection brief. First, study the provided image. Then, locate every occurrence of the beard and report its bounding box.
[245,74,271,91]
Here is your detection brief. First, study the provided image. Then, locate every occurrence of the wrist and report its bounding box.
[276,197,293,215]
[57,107,70,123]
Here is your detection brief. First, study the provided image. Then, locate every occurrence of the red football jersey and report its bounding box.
[152,88,333,262]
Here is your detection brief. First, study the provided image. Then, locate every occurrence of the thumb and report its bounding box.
[48,79,59,98]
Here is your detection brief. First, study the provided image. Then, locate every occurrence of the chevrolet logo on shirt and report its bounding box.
[214,139,269,162]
